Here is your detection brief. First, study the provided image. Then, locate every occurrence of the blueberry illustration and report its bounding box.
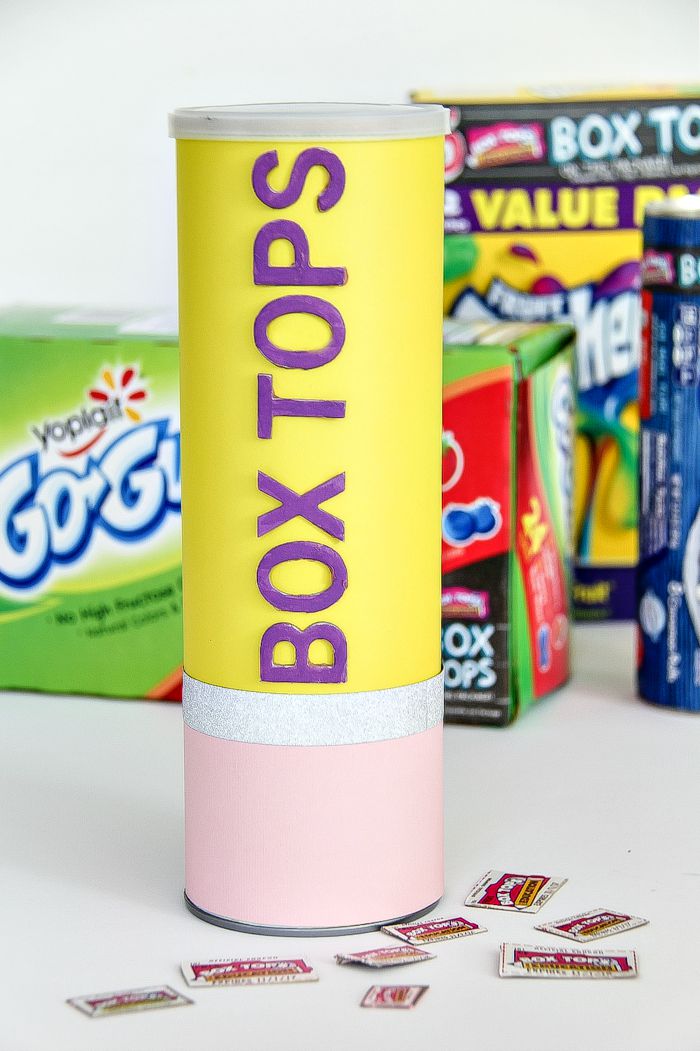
[537,624,551,672]
[472,502,497,534]
[444,508,475,542]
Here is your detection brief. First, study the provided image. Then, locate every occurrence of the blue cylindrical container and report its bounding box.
[638,195,700,711]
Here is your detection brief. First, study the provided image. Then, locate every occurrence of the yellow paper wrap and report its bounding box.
[176,129,443,694]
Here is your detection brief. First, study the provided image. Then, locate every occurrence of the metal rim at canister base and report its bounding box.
[184,891,443,938]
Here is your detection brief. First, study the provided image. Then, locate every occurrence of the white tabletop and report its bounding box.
[2,623,698,1051]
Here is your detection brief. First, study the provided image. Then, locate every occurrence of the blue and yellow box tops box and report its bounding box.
[414,85,700,619]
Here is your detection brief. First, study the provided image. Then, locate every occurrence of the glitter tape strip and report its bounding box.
[182,671,444,746]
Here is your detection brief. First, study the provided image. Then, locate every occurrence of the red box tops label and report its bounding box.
[191,959,312,981]
[556,912,630,937]
[481,873,547,909]
[466,121,545,171]
[512,949,635,973]
[441,586,490,618]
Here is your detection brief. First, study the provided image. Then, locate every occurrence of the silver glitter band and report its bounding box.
[183,670,444,746]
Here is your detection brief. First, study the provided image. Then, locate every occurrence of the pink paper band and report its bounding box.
[184,722,443,930]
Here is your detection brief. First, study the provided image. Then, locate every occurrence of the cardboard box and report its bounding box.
[416,85,700,619]
[0,307,182,699]
[442,319,574,724]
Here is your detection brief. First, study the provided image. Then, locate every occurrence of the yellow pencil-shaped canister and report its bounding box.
[170,103,447,933]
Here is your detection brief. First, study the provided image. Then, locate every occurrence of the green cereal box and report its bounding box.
[0,308,182,699]
[442,319,574,724]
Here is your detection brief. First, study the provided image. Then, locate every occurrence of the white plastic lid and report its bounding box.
[645,195,700,219]
[168,102,449,141]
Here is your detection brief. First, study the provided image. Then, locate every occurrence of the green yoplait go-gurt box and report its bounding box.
[442,319,575,725]
[0,307,182,699]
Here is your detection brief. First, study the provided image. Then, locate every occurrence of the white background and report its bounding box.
[3,626,700,1051]
[2,7,700,1049]
[0,0,698,311]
